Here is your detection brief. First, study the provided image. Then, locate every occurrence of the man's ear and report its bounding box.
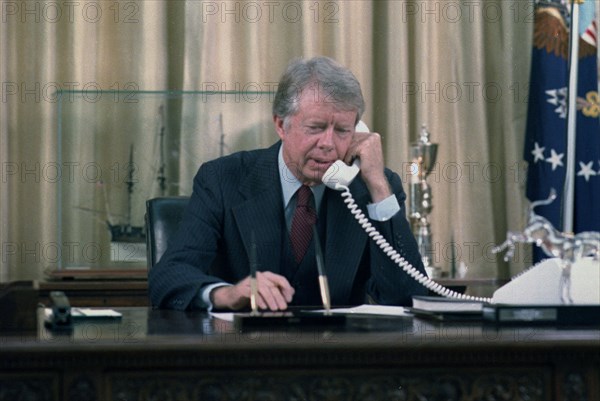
[273,115,285,140]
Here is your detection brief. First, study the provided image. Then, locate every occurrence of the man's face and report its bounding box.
[274,90,357,186]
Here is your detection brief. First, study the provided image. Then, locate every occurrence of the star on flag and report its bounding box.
[545,88,568,119]
[533,143,598,181]
[531,142,546,162]
[545,149,564,170]
[577,161,597,181]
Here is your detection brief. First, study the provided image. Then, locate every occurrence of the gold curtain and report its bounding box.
[0,1,533,291]
[376,1,533,282]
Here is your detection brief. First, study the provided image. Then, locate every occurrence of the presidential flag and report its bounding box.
[524,0,599,251]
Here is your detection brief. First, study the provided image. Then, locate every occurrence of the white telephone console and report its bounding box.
[321,121,490,302]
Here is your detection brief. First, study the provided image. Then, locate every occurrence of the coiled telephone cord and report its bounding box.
[339,186,492,303]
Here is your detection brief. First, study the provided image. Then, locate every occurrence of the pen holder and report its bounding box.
[234,311,346,332]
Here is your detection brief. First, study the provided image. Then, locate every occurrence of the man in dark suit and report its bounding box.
[149,56,427,311]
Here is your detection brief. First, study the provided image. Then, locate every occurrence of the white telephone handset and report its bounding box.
[322,160,360,190]
[321,120,368,190]
[322,121,490,302]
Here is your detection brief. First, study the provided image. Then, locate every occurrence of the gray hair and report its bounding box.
[272,56,365,125]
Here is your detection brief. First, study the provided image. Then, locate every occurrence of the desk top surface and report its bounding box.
[4,307,599,352]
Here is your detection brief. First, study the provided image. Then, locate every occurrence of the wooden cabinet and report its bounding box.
[38,280,149,307]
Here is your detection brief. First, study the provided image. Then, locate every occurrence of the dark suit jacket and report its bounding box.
[148,142,427,310]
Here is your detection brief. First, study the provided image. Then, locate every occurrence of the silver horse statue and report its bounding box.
[493,189,600,303]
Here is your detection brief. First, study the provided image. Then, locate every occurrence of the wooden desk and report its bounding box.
[1,307,598,401]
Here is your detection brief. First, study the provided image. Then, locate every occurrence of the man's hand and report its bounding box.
[344,132,391,203]
[210,271,295,311]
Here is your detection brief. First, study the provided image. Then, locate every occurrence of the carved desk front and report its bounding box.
[1,307,598,401]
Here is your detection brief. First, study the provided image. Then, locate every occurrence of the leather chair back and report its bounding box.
[145,196,190,269]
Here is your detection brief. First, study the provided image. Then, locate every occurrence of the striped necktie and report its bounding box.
[290,185,317,264]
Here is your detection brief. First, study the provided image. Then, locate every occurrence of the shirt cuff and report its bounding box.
[367,194,400,221]
[198,282,232,310]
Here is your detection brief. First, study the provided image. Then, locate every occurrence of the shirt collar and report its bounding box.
[278,145,325,212]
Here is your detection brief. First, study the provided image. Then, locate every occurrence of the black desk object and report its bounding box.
[0,281,38,332]
[1,307,598,401]
[234,310,346,330]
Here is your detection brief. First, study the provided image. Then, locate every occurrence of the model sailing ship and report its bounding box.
[107,105,169,243]
[104,107,229,243]
[105,144,145,243]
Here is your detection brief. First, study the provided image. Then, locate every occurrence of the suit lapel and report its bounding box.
[324,181,369,304]
[232,143,284,275]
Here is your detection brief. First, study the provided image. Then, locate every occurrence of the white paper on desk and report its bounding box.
[211,305,411,320]
[315,304,411,317]
[44,308,122,319]
[72,308,122,318]
[210,312,235,322]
